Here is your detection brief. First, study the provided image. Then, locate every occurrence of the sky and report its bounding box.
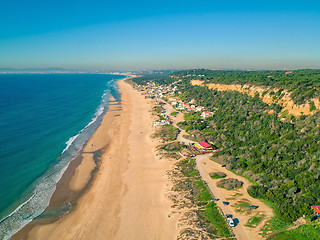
[1,0,320,71]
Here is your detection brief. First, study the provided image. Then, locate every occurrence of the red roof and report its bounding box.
[199,141,211,148]
[311,206,320,214]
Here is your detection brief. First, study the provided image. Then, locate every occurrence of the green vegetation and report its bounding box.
[260,217,291,237]
[173,69,320,104]
[233,198,251,214]
[209,171,227,179]
[174,158,233,238]
[226,192,243,200]
[160,142,184,152]
[153,105,162,114]
[267,224,320,240]
[205,202,233,237]
[155,123,232,238]
[132,73,175,86]
[153,125,180,141]
[178,112,213,133]
[245,213,265,228]
[134,69,320,237]
[170,111,178,116]
[173,79,320,223]
[216,178,243,190]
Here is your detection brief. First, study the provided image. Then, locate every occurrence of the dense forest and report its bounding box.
[131,74,174,86]
[173,69,320,104]
[132,69,320,223]
[178,83,320,223]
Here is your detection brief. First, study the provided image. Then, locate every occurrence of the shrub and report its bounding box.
[209,172,227,179]
[216,178,243,190]
[247,185,267,198]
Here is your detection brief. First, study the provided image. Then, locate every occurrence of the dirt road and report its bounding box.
[164,101,274,240]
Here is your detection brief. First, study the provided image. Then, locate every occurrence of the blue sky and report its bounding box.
[1,0,320,70]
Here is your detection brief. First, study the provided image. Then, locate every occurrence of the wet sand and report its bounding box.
[19,79,180,239]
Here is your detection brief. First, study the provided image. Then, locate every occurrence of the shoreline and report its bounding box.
[12,79,126,239]
[14,77,181,239]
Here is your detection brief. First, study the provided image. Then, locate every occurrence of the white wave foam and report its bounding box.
[0,163,69,240]
[80,91,109,131]
[0,84,115,239]
[0,193,36,224]
[61,134,79,154]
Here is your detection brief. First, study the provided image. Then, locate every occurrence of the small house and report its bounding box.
[311,206,320,216]
[194,141,218,152]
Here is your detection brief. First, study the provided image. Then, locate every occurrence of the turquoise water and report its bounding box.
[0,74,123,239]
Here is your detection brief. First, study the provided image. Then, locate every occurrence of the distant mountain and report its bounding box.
[0,68,179,74]
[0,68,86,73]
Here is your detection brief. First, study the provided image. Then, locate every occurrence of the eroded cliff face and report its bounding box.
[191,80,320,117]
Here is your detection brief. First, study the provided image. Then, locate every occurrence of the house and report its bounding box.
[195,106,205,112]
[201,111,210,119]
[311,206,320,216]
[194,141,219,152]
[195,141,211,149]
[153,119,171,127]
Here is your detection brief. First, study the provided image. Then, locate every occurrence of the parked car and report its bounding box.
[211,198,219,201]
[221,165,226,167]
[190,154,196,157]
[248,205,259,209]
[223,201,230,205]
[227,218,235,227]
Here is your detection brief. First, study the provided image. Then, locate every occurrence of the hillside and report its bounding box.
[190,80,320,116]
[133,69,320,225]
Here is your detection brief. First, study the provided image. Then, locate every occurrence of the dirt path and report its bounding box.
[165,104,194,146]
[164,101,274,240]
[196,155,273,240]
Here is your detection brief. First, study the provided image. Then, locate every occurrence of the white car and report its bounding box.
[227,218,235,227]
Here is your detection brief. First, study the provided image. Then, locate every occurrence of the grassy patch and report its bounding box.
[226,192,243,200]
[205,202,232,237]
[153,125,180,141]
[260,217,291,237]
[160,142,184,152]
[153,106,162,114]
[161,152,181,160]
[245,213,266,228]
[267,224,320,240]
[195,180,212,202]
[179,158,198,178]
[233,198,251,214]
[173,158,233,239]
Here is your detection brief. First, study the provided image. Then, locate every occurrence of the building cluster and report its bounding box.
[153,118,171,127]
[153,101,172,127]
[137,80,214,126]
[136,82,180,99]
[168,98,214,119]
[135,80,220,157]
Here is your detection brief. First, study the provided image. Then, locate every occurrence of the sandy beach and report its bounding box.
[20,79,180,240]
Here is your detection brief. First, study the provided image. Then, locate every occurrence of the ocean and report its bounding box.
[0,74,124,239]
